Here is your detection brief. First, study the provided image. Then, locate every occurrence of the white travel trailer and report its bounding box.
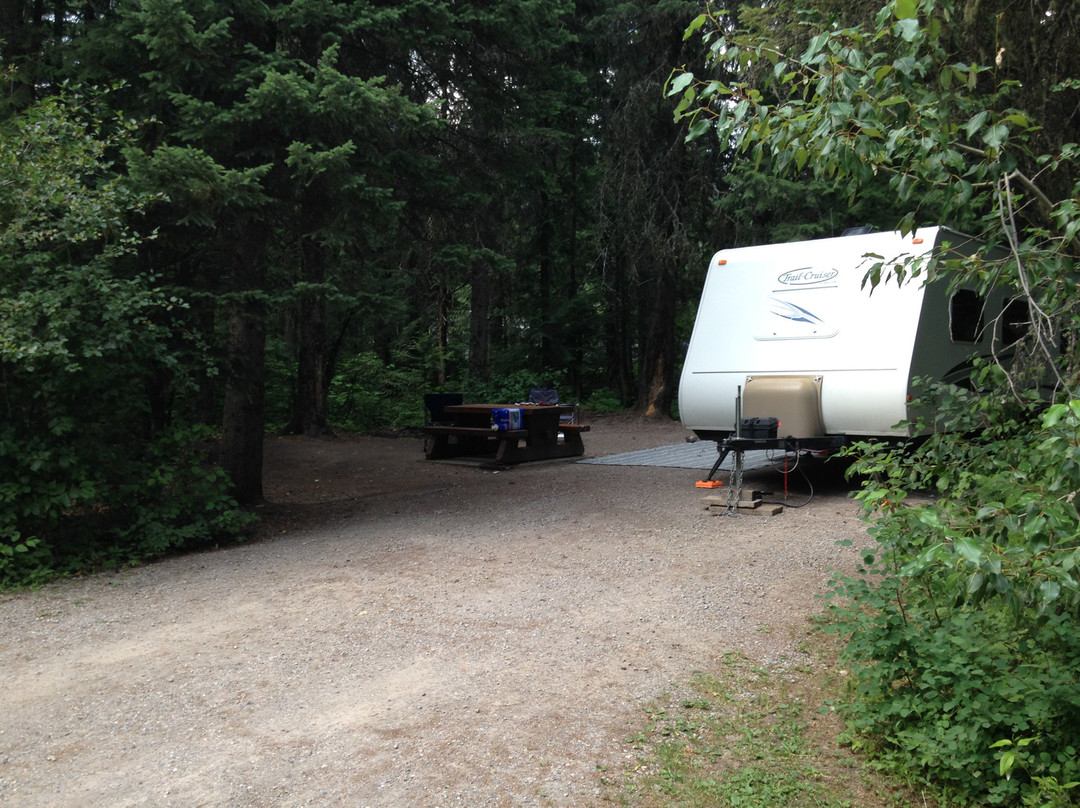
[679,227,1018,447]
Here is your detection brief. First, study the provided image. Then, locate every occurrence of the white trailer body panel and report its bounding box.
[679,227,988,441]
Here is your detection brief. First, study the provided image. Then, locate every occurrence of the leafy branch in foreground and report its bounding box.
[670,0,1080,396]
[828,391,1080,806]
[673,1,1080,804]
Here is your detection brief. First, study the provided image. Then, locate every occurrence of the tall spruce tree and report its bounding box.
[75,1,432,497]
[593,0,727,415]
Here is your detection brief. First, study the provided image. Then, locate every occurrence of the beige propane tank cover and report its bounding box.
[743,375,825,439]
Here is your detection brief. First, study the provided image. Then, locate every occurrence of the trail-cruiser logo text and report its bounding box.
[777,267,838,286]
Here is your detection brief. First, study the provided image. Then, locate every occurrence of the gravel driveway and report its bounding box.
[0,415,869,806]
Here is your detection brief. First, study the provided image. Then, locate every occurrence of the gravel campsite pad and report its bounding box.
[0,414,870,806]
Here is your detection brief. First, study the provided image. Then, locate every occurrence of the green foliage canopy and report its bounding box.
[672,0,1079,391]
[676,1,1080,803]
[0,83,250,585]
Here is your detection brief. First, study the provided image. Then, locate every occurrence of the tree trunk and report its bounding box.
[436,275,451,386]
[145,363,173,435]
[636,263,677,418]
[603,249,635,403]
[286,239,333,436]
[221,297,266,504]
[538,194,553,369]
[291,291,330,435]
[468,258,491,380]
[565,150,583,398]
[221,232,268,504]
[194,305,218,426]
[323,309,353,406]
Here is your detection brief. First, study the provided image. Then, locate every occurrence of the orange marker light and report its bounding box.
[912,238,924,244]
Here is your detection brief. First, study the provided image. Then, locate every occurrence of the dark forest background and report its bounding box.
[3,0,1076,576]
[6,4,1080,803]
[1,1,904,513]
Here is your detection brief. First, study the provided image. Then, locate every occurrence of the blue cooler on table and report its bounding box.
[491,407,523,430]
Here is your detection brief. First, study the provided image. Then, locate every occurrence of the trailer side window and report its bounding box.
[1001,298,1031,345]
[950,289,985,343]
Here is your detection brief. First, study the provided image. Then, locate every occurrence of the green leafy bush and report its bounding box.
[827,382,1080,806]
[674,1,1080,800]
[0,86,252,588]
[582,387,626,413]
[0,422,254,588]
[328,351,428,431]
[112,426,255,555]
[459,368,569,405]
[326,351,602,434]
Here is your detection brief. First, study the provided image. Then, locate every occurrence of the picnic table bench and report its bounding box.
[422,404,590,465]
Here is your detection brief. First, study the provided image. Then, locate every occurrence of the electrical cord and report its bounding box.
[765,449,802,472]
[759,459,815,508]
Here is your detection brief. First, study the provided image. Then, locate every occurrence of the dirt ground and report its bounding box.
[0,414,872,807]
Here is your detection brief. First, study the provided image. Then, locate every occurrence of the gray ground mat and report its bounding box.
[578,441,777,471]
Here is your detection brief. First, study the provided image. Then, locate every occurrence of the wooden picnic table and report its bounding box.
[422,403,590,465]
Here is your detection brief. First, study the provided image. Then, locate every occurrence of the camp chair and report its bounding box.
[527,387,578,425]
[527,387,560,405]
[424,392,464,426]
